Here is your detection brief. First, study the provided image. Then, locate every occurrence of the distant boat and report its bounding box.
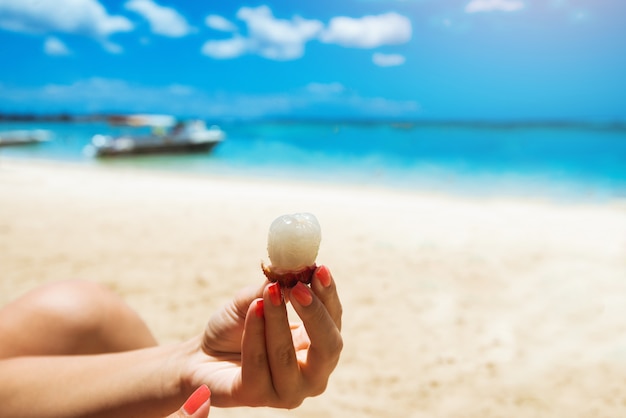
[85,120,225,158]
[106,114,177,128]
[0,129,52,147]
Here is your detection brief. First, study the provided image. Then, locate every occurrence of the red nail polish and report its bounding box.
[316,265,332,288]
[183,385,211,415]
[255,299,264,318]
[291,282,313,306]
[268,282,282,306]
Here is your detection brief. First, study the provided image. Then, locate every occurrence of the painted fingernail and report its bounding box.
[183,384,211,415]
[255,299,264,318]
[292,282,313,306]
[316,265,332,288]
[268,282,282,306]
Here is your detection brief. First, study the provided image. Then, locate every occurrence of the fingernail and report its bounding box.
[291,282,313,306]
[268,282,282,307]
[255,299,264,318]
[316,265,332,288]
[183,384,211,415]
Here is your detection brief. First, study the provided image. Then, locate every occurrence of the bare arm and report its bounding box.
[0,341,195,418]
[0,266,342,418]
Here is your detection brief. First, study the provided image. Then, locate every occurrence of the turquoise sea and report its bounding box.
[1,120,625,201]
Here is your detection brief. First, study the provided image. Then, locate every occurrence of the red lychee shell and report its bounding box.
[261,262,317,288]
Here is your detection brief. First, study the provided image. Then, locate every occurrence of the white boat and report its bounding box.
[107,114,177,128]
[0,129,52,146]
[85,120,225,158]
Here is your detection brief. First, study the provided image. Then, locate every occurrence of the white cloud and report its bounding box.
[124,0,192,37]
[101,40,124,54]
[41,78,129,101]
[0,79,419,119]
[0,78,291,117]
[372,53,406,67]
[0,0,133,39]
[346,95,419,115]
[319,12,411,48]
[2,77,199,114]
[44,36,71,56]
[201,6,323,60]
[306,82,346,95]
[465,0,525,13]
[205,14,237,32]
[304,87,419,116]
[167,84,195,96]
[201,8,413,60]
[237,6,323,60]
[201,35,249,59]
[222,87,419,118]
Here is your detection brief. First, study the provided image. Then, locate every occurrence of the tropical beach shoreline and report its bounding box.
[1,159,626,417]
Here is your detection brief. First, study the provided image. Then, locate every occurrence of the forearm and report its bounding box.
[0,339,198,418]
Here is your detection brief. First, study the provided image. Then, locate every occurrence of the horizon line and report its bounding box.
[1,112,625,130]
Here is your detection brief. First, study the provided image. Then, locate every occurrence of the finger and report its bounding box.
[310,265,343,331]
[288,282,343,392]
[232,281,268,319]
[203,282,267,354]
[262,282,301,400]
[168,385,211,417]
[240,298,274,406]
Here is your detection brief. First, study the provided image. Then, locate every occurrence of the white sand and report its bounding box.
[1,159,626,417]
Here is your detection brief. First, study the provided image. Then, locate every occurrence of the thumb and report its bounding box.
[168,385,211,418]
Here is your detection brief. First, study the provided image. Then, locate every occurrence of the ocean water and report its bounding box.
[1,120,625,201]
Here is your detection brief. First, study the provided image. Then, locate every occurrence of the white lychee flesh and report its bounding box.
[267,212,321,273]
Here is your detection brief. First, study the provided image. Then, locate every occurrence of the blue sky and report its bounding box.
[0,0,624,120]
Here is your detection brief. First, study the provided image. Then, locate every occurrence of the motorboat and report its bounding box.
[85,120,225,158]
[0,129,52,146]
[106,114,177,127]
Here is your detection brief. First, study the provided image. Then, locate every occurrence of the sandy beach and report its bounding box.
[1,159,625,418]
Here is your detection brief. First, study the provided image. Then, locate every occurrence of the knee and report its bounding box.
[25,280,113,338]
[1,280,156,357]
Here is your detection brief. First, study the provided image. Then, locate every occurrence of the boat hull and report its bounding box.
[0,130,52,147]
[93,139,220,157]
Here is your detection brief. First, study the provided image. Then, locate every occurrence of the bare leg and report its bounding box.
[0,280,157,359]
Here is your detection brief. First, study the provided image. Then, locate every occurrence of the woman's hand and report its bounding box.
[185,265,343,409]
